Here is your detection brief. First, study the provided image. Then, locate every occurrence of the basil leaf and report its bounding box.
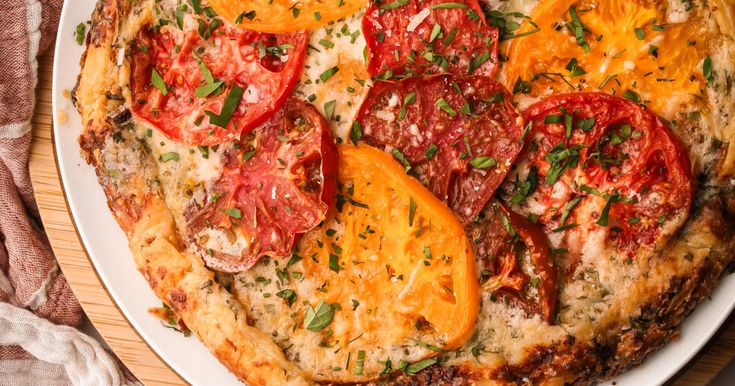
[304,300,335,332]
[276,289,296,306]
[224,208,241,219]
[431,2,468,9]
[324,100,337,120]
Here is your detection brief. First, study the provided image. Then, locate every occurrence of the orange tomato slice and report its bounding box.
[502,0,711,119]
[297,144,479,353]
[209,0,367,33]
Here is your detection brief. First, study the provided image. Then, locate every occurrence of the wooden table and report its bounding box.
[27,48,735,386]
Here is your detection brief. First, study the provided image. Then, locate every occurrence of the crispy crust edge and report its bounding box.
[74,1,310,384]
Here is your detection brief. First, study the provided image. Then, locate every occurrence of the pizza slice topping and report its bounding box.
[186,98,338,272]
[362,0,499,78]
[235,144,479,380]
[505,93,693,270]
[130,14,307,145]
[208,0,368,33]
[352,75,523,223]
[351,75,557,321]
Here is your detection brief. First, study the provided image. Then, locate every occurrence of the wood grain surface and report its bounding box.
[27,48,735,386]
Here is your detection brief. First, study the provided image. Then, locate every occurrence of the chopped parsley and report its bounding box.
[194,61,223,98]
[224,207,242,219]
[235,10,256,24]
[567,6,590,53]
[354,350,366,375]
[405,357,438,375]
[634,28,645,40]
[470,156,497,169]
[150,68,168,96]
[205,85,244,128]
[319,66,340,82]
[350,121,363,145]
[623,89,641,103]
[74,23,86,45]
[565,58,586,78]
[425,143,439,159]
[510,166,538,204]
[276,289,296,306]
[435,98,457,117]
[703,56,714,86]
[323,100,337,120]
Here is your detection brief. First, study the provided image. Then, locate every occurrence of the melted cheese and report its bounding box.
[295,9,371,139]
[234,145,478,382]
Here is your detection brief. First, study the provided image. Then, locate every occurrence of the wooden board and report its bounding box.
[26,48,735,386]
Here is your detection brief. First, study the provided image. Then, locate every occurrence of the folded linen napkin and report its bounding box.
[0,0,139,384]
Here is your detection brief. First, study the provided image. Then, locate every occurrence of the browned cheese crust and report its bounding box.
[73,0,310,384]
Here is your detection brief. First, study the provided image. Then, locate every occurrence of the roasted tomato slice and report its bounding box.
[352,75,523,223]
[186,98,338,272]
[466,201,557,324]
[505,93,693,269]
[130,20,307,146]
[362,0,499,78]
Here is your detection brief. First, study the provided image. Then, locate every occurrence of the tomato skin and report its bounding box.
[467,201,557,324]
[353,75,523,223]
[130,23,307,146]
[362,0,498,78]
[186,98,337,272]
[509,93,693,262]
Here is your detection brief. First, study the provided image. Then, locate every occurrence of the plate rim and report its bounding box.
[49,1,735,385]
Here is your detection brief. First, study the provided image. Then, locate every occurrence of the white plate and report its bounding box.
[51,2,735,385]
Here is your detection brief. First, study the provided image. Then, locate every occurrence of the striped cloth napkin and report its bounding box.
[0,0,138,384]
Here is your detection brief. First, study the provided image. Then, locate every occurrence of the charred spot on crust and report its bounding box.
[169,290,187,307]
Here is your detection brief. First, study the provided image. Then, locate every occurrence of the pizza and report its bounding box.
[71,0,735,384]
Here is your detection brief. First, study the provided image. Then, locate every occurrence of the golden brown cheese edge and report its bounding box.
[74,0,309,384]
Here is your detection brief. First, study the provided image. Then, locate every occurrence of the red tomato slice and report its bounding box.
[130,22,307,146]
[362,0,498,78]
[186,98,338,272]
[353,75,523,223]
[507,93,693,267]
[467,201,557,324]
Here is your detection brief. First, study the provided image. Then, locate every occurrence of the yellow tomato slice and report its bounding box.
[502,0,712,119]
[299,144,479,351]
[209,0,367,33]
